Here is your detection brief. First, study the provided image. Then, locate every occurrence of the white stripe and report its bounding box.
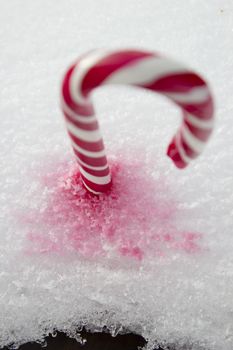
[71,141,106,158]
[185,113,214,130]
[61,97,97,124]
[70,50,110,105]
[103,56,188,86]
[67,122,102,142]
[165,86,210,104]
[79,166,111,185]
[75,155,108,171]
[175,132,192,165]
[181,124,205,154]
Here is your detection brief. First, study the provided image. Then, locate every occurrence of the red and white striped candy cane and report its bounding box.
[61,49,214,194]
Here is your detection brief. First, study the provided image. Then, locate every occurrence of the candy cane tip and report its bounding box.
[167,141,188,169]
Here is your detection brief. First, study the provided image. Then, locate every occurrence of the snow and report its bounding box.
[0,0,233,349]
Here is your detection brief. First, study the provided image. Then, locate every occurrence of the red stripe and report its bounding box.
[81,51,155,96]
[82,177,112,193]
[184,120,212,142]
[68,131,104,152]
[143,72,206,93]
[79,164,110,177]
[167,137,188,168]
[73,148,107,167]
[180,96,214,120]
[64,111,99,131]
[62,64,94,116]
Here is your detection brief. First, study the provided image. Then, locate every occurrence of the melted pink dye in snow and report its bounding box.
[22,156,203,261]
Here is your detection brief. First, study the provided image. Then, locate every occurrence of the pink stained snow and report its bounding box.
[22,155,203,261]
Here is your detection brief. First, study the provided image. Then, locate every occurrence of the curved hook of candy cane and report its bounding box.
[61,49,214,195]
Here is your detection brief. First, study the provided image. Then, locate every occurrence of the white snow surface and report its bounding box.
[0,0,233,349]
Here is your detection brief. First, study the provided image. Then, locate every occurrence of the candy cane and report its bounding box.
[61,49,214,194]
